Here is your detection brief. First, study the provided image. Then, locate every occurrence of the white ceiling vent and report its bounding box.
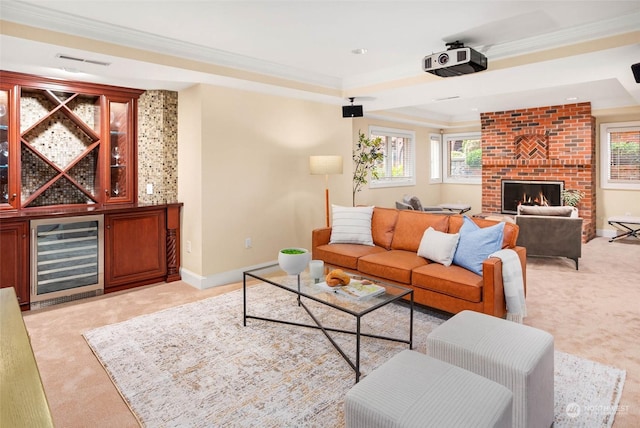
[56,54,111,67]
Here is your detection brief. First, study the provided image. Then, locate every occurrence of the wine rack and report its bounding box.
[0,71,143,211]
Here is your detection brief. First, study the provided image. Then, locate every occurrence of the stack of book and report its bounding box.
[318,280,385,300]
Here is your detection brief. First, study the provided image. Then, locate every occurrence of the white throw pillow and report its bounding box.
[417,227,460,266]
[329,205,374,246]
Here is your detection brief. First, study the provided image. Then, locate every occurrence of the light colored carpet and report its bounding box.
[83,282,626,427]
[554,351,626,427]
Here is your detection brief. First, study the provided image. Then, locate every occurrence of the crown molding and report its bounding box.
[0,0,342,89]
[2,1,638,94]
[344,12,640,90]
[477,11,640,58]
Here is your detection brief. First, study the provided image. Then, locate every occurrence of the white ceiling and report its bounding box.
[1,0,639,128]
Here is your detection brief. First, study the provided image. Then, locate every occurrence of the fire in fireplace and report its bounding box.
[501,180,564,214]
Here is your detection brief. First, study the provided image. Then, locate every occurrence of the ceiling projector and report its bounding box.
[423,41,488,77]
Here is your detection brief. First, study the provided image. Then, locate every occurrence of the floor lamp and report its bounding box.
[310,155,343,227]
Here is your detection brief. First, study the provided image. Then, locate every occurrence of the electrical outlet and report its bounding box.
[245,238,252,249]
[146,183,153,194]
[186,240,192,253]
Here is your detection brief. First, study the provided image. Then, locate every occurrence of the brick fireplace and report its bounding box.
[481,102,596,242]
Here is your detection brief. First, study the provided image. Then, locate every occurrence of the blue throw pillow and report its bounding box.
[452,217,505,275]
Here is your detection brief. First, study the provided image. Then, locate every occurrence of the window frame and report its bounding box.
[442,132,482,184]
[368,125,416,189]
[429,133,442,184]
[600,121,640,190]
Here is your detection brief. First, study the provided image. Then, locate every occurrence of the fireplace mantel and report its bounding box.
[482,160,590,167]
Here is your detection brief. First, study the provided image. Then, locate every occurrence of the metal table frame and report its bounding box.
[608,217,640,242]
[439,203,472,214]
[243,266,414,383]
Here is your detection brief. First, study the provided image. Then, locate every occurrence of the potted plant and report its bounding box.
[561,189,585,207]
[352,130,384,206]
[278,248,311,275]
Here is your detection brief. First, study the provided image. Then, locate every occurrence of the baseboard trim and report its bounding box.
[182,230,621,288]
[596,229,617,239]
[180,260,279,290]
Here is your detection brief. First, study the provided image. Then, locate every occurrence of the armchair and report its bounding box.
[515,205,583,269]
[395,201,414,210]
[397,195,454,214]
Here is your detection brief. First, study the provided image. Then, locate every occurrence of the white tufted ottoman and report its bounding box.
[427,310,554,428]
[344,350,513,428]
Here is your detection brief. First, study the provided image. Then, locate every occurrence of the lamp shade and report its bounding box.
[309,155,343,175]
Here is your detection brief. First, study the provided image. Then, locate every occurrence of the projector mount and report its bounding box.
[445,40,465,50]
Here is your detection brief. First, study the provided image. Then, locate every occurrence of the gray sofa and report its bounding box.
[515,205,583,269]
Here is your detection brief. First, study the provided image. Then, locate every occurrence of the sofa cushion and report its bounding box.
[329,205,374,246]
[417,227,460,267]
[518,205,576,217]
[371,207,399,250]
[453,217,505,276]
[314,243,386,270]
[391,211,449,252]
[449,215,519,249]
[412,263,483,303]
[358,250,429,284]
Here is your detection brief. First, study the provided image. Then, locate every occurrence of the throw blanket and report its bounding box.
[490,249,527,323]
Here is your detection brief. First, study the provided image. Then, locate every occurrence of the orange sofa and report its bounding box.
[312,207,526,317]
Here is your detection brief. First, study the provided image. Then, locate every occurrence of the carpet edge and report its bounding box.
[81,333,144,428]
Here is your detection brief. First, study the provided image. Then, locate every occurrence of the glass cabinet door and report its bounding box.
[0,71,142,210]
[106,99,135,204]
[0,88,14,209]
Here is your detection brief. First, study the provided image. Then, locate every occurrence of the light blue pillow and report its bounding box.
[452,217,505,275]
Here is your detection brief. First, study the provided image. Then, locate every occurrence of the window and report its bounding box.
[430,134,442,183]
[443,132,482,184]
[369,126,416,188]
[600,121,640,190]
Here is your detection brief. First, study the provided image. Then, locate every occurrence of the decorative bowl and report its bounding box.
[278,248,311,275]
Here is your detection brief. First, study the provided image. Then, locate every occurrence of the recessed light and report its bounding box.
[566,97,579,101]
[351,48,368,55]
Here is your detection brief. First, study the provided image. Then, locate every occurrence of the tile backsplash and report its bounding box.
[137,90,178,204]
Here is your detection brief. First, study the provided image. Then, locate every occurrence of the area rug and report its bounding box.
[83,284,626,427]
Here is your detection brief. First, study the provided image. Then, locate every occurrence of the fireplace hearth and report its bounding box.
[501,180,564,214]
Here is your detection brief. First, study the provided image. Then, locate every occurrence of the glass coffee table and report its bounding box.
[243,264,414,383]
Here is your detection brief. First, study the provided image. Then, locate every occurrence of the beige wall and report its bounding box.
[350,117,482,211]
[178,84,352,286]
[594,107,640,235]
[177,86,638,287]
[2,21,636,285]
[346,111,639,236]
[178,85,205,278]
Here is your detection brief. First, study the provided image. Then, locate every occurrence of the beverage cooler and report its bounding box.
[30,215,104,309]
